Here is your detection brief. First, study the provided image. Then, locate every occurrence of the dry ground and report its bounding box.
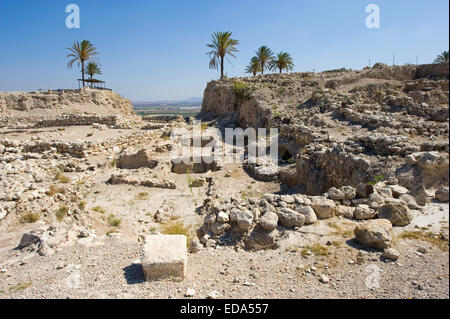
[0,125,448,299]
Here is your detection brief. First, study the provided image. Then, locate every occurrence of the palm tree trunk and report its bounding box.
[220,55,224,80]
[261,63,264,75]
[81,60,85,88]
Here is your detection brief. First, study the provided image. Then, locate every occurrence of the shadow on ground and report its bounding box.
[123,263,146,285]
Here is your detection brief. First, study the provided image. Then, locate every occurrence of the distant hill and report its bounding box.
[133,97,202,108]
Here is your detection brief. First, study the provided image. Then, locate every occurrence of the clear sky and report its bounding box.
[0,0,448,102]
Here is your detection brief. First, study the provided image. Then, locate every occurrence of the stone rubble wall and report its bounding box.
[1,138,86,158]
[107,173,176,189]
[35,114,119,128]
[195,182,449,251]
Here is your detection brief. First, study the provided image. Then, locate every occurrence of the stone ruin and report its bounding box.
[193,183,449,252]
[171,155,223,174]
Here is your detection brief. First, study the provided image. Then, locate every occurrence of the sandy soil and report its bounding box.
[0,124,448,299]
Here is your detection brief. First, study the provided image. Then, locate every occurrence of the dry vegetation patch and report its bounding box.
[398,230,449,251]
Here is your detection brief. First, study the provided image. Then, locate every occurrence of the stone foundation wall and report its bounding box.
[35,114,119,128]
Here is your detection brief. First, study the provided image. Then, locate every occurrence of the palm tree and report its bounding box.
[269,52,295,73]
[255,46,274,75]
[245,57,261,76]
[66,40,99,88]
[206,32,239,80]
[434,50,449,64]
[84,62,102,87]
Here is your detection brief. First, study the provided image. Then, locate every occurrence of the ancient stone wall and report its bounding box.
[200,63,449,194]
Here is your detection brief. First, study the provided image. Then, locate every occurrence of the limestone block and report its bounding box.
[141,235,187,281]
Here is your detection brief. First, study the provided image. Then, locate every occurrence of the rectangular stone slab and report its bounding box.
[141,234,187,282]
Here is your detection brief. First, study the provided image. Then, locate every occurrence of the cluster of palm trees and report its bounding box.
[67,37,447,88]
[434,50,449,64]
[66,40,102,88]
[206,32,294,80]
[246,47,294,76]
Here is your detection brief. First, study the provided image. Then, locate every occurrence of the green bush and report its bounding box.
[20,212,40,224]
[55,205,69,221]
[233,80,251,110]
[368,174,385,186]
[107,214,122,227]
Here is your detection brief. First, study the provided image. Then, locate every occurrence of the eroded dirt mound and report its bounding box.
[0,88,135,128]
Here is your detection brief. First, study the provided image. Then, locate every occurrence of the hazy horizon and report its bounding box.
[132,97,203,105]
[0,0,448,101]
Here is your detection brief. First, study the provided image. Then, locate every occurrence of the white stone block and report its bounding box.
[141,234,187,281]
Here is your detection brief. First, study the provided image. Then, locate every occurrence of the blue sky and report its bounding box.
[0,0,448,101]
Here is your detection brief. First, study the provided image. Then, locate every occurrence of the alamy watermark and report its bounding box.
[365,264,382,289]
[170,121,279,167]
[366,4,380,29]
[66,4,80,29]
[66,264,81,289]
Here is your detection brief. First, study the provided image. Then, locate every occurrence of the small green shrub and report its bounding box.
[55,205,69,221]
[92,206,106,214]
[233,80,251,110]
[301,244,330,257]
[53,169,71,184]
[368,174,385,186]
[107,214,122,227]
[20,212,40,224]
[78,201,87,210]
[106,229,117,235]
[136,192,149,201]
[58,175,71,184]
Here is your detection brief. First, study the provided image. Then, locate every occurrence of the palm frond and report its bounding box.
[434,50,449,64]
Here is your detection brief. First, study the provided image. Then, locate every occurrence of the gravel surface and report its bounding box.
[1,204,448,299]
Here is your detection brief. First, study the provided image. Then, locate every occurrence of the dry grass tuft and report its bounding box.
[78,201,87,210]
[107,214,122,227]
[160,220,194,247]
[20,212,40,224]
[328,221,353,238]
[54,170,71,184]
[9,281,32,292]
[46,185,66,196]
[106,229,117,235]
[398,230,449,251]
[92,206,106,214]
[136,192,149,201]
[55,205,69,221]
[301,244,330,257]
